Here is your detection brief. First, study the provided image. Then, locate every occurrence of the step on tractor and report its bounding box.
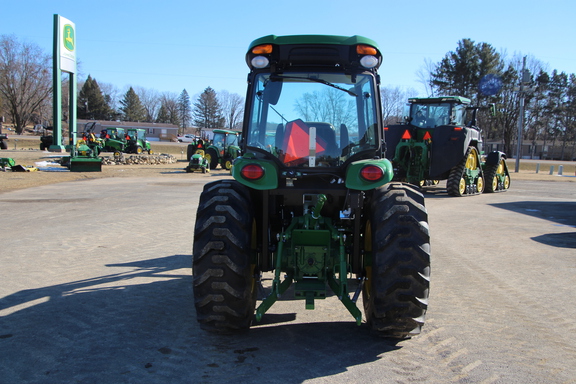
[385,96,510,196]
[191,128,240,170]
[192,35,431,338]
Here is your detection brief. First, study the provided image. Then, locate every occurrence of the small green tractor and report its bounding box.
[188,129,240,170]
[185,139,210,173]
[385,96,510,196]
[101,127,152,155]
[192,35,431,338]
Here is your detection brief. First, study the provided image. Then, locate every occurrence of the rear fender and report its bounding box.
[345,158,394,190]
[485,151,506,166]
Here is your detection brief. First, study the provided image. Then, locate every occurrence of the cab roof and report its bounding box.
[408,96,471,105]
[248,35,380,51]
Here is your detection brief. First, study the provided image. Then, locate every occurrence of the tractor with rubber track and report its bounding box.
[385,96,510,196]
[192,35,431,338]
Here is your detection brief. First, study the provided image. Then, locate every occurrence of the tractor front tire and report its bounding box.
[192,180,257,333]
[363,182,431,338]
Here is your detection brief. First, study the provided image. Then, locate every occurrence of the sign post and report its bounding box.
[51,14,77,152]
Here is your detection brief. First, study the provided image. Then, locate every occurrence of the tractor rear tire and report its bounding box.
[363,182,430,338]
[192,180,257,333]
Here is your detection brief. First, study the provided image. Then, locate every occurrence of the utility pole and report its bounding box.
[515,56,528,173]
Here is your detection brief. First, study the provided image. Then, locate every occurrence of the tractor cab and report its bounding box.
[240,35,384,175]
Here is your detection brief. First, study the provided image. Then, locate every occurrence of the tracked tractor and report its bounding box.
[385,96,510,196]
[192,35,431,338]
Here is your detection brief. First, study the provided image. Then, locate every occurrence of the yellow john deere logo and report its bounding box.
[63,24,75,51]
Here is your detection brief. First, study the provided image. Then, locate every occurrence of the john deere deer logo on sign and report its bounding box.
[63,24,75,51]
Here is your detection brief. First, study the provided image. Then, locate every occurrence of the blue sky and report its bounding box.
[3,0,575,101]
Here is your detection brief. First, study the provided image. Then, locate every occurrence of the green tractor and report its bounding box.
[125,128,152,154]
[385,96,510,196]
[192,35,431,338]
[200,129,241,170]
[101,127,152,155]
[101,127,127,154]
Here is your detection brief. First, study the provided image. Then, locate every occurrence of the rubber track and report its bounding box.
[483,161,510,193]
[192,180,256,333]
[365,182,431,338]
[446,147,482,197]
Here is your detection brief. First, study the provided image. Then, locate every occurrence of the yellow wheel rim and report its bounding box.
[504,175,510,189]
[477,176,484,193]
[492,176,498,191]
[496,160,505,174]
[459,178,466,195]
[465,148,478,170]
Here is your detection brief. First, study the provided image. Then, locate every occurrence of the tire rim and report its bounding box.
[477,176,484,193]
[465,148,478,170]
[459,178,466,195]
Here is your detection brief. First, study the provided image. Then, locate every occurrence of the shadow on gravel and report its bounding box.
[0,254,401,383]
[490,201,576,249]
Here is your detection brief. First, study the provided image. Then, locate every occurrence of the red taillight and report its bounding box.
[401,129,411,140]
[454,127,463,131]
[241,164,265,180]
[360,165,384,181]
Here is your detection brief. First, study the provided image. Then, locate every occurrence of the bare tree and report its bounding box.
[218,90,244,130]
[416,58,436,97]
[159,92,180,127]
[0,35,52,134]
[380,86,418,126]
[99,81,121,118]
[135,86,160,123]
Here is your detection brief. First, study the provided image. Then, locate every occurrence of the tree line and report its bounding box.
[0,34,244,136]
[1,34,575,159]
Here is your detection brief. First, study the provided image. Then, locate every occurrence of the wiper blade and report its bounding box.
[269,75,357,97]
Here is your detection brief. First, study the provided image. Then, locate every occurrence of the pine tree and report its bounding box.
[193,87,224,128]
[178,89,191,129]
[430,39,505,104]
[156,104,170,123]
[119,87,146,122]
[78,75,112,120]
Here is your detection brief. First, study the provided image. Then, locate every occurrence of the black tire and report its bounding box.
[1,141,8,150]
[192,180,257,333]
[206,148,219,170]
[363,182,430,338]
